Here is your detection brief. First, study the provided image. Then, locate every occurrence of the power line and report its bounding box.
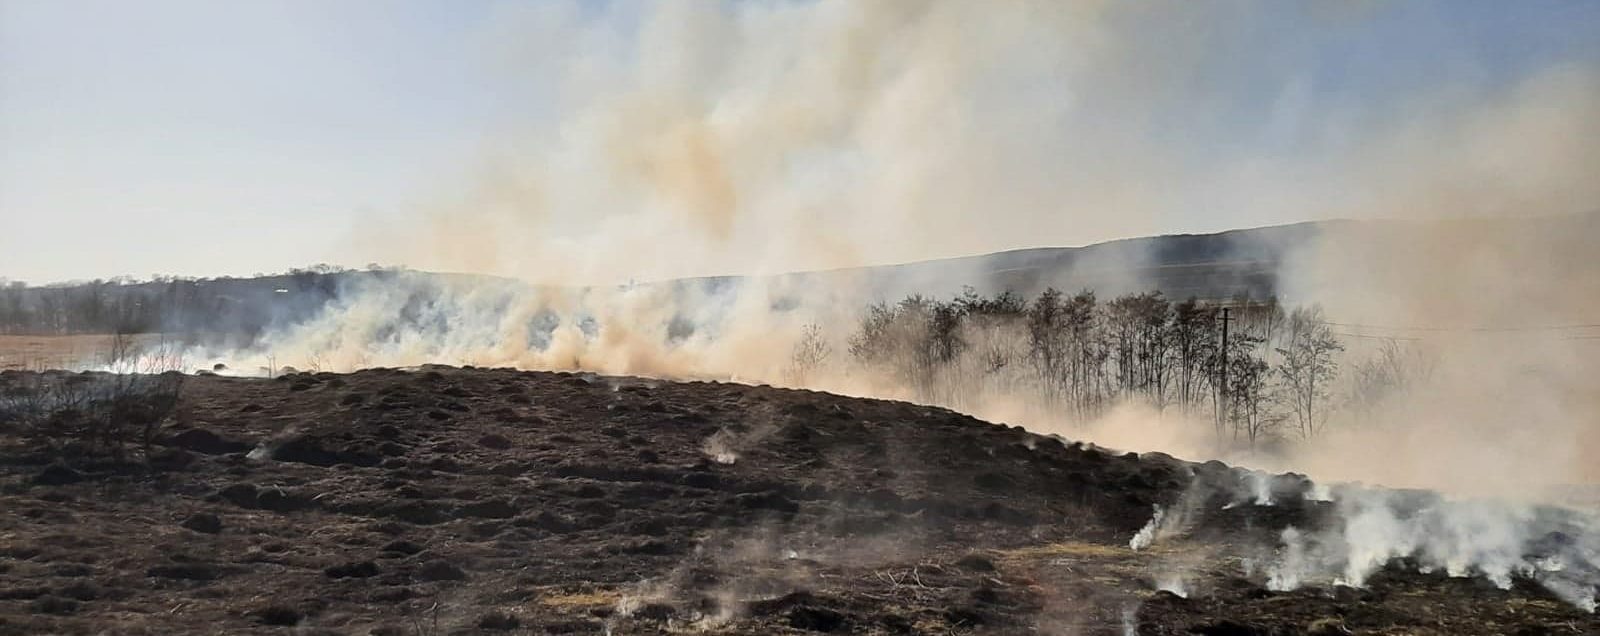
[1318,320,1600,334]
[1328,331,1421,341]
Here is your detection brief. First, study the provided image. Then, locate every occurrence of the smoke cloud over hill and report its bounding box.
[14,3,1584,573]
[224,0,1600,499]
[6,0,1600,623]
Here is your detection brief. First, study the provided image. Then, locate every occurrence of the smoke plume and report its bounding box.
[96,0,1599,612]
[147,0,1599,498]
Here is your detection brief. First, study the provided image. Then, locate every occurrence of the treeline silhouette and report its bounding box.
[0,265,380,338]
[832,287,1390,448]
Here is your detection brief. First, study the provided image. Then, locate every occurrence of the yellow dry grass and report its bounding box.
[536,588,621,609]
[0,333,171,371]
[0,334,112,370]
[1000,541,1133,560]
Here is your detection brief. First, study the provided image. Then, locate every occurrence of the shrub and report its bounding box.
[0,370,185,461]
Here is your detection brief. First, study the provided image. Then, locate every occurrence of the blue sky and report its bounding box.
[2,0,1597,283]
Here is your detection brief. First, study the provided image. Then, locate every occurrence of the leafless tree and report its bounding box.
[1170,298,1216,415]
[1026,287,1068,408]
[786,323,831,386]
[1347,338,1433,421]
[850,297,934,399]
[1228,348,1278,450]
[845,287,1351,452]
[1104,292,1172,407]
[1276,306,1344,439]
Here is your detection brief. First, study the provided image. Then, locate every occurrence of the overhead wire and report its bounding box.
[1318,320,1600,333]
[1305,319,1600,344]
[1327,331,1421,341]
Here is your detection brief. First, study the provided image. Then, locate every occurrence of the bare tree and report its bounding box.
[924,299,967,405]
[786,323,831,386]
[840,286,1359,450]
[850,297,935,399]
[106,329,136,371]
[1104,292,1172,407]
[1228,349,1278,451]
[1063,290,1105,421]
[1348,338,1434,421]
[956,287,1026,400]
[1275,306,1344,439]
[1026,287,1068,408]
[1170,298,1216,415]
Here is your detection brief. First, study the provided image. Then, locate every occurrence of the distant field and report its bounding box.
[0,334,169,371]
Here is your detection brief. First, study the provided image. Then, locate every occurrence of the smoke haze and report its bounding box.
[8,0,1600,622]
[3,0,1583,614]
[141,0,1594,502]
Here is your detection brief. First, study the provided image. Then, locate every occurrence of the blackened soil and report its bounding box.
[0,367,1592,635]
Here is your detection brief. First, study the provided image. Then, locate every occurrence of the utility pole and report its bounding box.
[1217,307,1231,445]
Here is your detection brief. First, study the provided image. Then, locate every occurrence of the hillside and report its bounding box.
[10,213,1600,345]
[0,367,1593,634]
[0,220,1330,339]
[792,220,1329,302]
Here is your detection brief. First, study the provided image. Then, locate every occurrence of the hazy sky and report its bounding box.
[2,0,1597,284]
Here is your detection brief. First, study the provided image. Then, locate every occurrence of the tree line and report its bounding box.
[816,287,1383,450]
[0,265,375,338]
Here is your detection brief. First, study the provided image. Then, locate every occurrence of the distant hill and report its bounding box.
[778,219,1333,302]
[6,213,1595,337]
[740,211,1597,303]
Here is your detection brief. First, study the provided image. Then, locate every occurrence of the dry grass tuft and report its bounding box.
[536,587,621,609]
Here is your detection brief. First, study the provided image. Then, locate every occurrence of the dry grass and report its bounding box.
[536,587,622,609]
[0,334,112,370]
[1000,541,1133,560]
[0,334,170,371]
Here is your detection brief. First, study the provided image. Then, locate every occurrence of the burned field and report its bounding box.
[0,367,1594,635]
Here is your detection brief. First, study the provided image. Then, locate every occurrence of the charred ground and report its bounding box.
[0,367,1592,635]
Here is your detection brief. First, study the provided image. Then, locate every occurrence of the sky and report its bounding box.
[2,0,1597,284]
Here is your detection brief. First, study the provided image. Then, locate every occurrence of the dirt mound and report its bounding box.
[0,367,1592,634]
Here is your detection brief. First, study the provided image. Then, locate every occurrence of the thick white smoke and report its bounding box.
[1258,485,1600,612]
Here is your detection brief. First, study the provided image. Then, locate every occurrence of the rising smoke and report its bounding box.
[219,0,1598,492]
[155,0,1600,495]
[1257,484,1600,612]
[142,0,1600,610]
